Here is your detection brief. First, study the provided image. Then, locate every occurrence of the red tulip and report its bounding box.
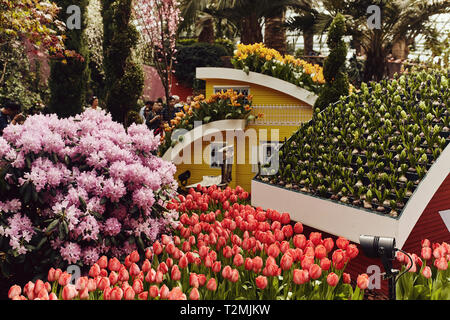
[160,285,170,300]
[110,287,123,300]
[133,279,144,294]
[158,262,169,275]
[222,265,232,280]
[179,255,189,269]
[8,285,21,299]
[78,287,89,300]
[357,274,369,290]
[97,256,108,269]
[118,267,129,282]
[327,273,339,287]
[336,237,349,250]
[293,269,309,285]
[34,279,45,296]
[189,273,199,288]
[97,277,110,291]
[230,269,239,283]
[293,222,303,234]
[309,232,322,246]
[293,234,307,249]
[58,272,72,287]
[301,256,314,271]
[212,261,221,273]
[267,243,280,258]
[233,253,244,267]
[421,247,432,260]
[323,238,334,252]
[346,244,359,259]
[49,292,58,300]
[332,249,348,270]
[108,271,118,286]
[244,257,253,271]
[343,273,351,284]
[255,276,268,290]
[47,268,56,282]
[320,257,331,271]
[76,276,88,291]
[252,256,263,273]
[124,287,136,300]
[314,245,327,260]
[129,263,140,277]
[309,264,322,280]
[206,278,217,291]
[62,285,78,300]
[422,266,432,279]
[435,257,448,271]
[189,288,200,300]
[87,278,97,292]
[280,253,293,271]
[155,270,164,283]
[168,287,187,300]
[198,274,206,287]
[138,292,148,300]
[421,239,431,248]
[149,285,159,298]
[280,212,290,224]
[89,263,101,278]
[153,241,163,255]
[108,257,121,272]
[145,248,153,260]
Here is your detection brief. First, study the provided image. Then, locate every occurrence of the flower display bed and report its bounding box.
[258,70,450,218]
[7,185,371,300]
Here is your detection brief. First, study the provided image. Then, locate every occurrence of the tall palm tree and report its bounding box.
[287,0,450,81]
[178,0,306,50]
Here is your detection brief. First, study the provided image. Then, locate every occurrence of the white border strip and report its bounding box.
[396,143,450,247]
[251,180,399,244]
[162,119,247,163]
[196,67,318,106]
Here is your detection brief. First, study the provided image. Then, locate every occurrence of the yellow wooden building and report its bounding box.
[162,67,318,192]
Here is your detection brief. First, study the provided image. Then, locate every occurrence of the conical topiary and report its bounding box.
[314,13,349,111]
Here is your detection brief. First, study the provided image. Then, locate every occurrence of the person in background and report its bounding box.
[0,100,22,135]
[147,101,163,135]
[186,96,193,106]
[173,95,183,111]
[90,96,99,110]
[162,96,178,123]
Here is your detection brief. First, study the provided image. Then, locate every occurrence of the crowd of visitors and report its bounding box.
[139,95,193,136]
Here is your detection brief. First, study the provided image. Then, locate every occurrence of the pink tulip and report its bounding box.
[8,285,21,299]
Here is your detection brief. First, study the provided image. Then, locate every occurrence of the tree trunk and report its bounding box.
[264,9,287,54]
[303,30,314,56]
[363,30,387,82]
[240,13,263,45]
[198,18,215,44]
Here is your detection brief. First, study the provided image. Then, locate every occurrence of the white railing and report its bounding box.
[251,105,312,126]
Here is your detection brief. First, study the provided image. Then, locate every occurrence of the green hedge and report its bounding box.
[174,42,228,89]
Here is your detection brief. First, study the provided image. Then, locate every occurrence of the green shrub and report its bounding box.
[174,43,228,89]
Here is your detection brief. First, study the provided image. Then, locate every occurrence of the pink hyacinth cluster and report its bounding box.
[0,109,178,266]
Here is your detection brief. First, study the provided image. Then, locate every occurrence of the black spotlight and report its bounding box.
[360,235,411,300]
[178,170,191,187]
